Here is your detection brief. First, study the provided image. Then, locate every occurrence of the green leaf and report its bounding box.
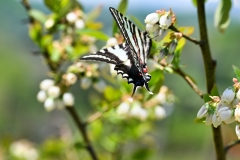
[112,0,128,35]
[41,35,53,48]
[29,22,42,44]
[87,5,103,21]
[148,69,164,94]
[28,9,48,23]
[76,29,109,41]
[214,0,232,33]
[44,0,73,17]
[210,83,219,96]
[203,94,211,103]
[104,86,121,101]
[233,65,240,81]
[194,117,205,124]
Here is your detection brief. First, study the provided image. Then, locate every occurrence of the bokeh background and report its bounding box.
[1,0,240,159]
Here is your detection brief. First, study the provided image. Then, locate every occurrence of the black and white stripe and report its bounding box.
[80,7,153,96]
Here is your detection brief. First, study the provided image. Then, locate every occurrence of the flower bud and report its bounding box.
[168,39,178,54]
[236,90,240,100]
[236,124,240,139]
[66,73,77,85]
[159,14,172,29]
[159,48,168,60]
[221,87,235,104]
[235,107,240,122]
[117,102,130,116]
[205,114,213,126]
[75,19,85,29]
[106,37,118,47]
[217,107,233,121]
[80,77,92,89]
[66,12,78,23]
[63,92,74,107]
[40,79,54,91]
[166,53,175,64]
[154,29,168,42]
[44,98,55,112]
[93,80,106,93]
[155,106,166,119]
[145,24,158,33]
[44,19,54,29]
[144,13,159,25]
[212,113,221,128]
[37,90,47,103]
[47,86,60,98]
[197,104,208,119]
[130,103,148,121]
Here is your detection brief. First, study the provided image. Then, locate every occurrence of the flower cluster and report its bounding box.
[144,8,180,64]
[197,78,240,139]
[116,86,174,121]
[37,79,75,111]
[66,10,85,29]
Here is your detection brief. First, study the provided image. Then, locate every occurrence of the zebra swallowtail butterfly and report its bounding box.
[80,7,153,96]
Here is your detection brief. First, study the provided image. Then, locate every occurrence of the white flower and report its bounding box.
[63,92,74,106]
[166,53,175,64]
[93,80,106,92]
[66,73,77,85]
[233,98,240,108]
[37,90,47,103]
[40,79,54,91]
[154,29,168,41]
[159,14,172,29]
[44,98,55,112]
[212,113,222,128]
[197,104,208,119]
[236,124,240,139]
[217,106,233,121]
[47,86,60,98]
[235,107,240,122]
[66,12,78,23]
[44,19,54,29]
[106,37,118,47]
[117,102,130,116]
[224,116,235,124]
[168,39,178,54]
[236,90,240,100]
[221,87,235,104]
[130,103,148,121]
[75,19,85,29]
[205,114,213,126]
[155,106,166,119]
[145,24,158,33]
[80,77,92,89]
[159,48,168,60]
[145,13,159,24]
[10,140,39,160]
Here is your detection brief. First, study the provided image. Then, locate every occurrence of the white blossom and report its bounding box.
[63,92,74,106]
[154,29,168,41]
[80,77,92,89]
[168,39,178,54]
[221,87,235,104]
[47,86,60,98]
[159,14,172,29]
[44,19,54,29]
[235,106,240,122]
[236,90,240,100]
[197,104,208,119]
[130,103,148,121]
[212,113,222,128]
[93,80,106,92]
[40,79,54,91]
[205,114,213,126]
[66,73,77,85]
[144,13,159,25]
[217,106,233,121]
[66,12,78,23]
[106,37,118,47]
[75,19,85,29]
[155,106,166,119]
[44,98,55,112]
[236,124,240,139]
[117,102,130,116]
[37,90,47,103]
[145,24,158,33]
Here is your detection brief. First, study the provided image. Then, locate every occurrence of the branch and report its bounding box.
[169,25,202,45]
[174,68,204,98]
[224,139,240,153]
[196,0,225,160]
[66,107,98,160]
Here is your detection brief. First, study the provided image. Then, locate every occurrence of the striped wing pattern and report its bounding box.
[80,7,153,96]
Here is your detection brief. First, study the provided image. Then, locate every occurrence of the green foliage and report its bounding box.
[44,0,74,17]
[214,0,232,33]
[28,9,48,23]
[76,29,109,41]
[233,65,240,81]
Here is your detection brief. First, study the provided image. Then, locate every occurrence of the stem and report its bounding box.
[196,0,225,160]
[169,25,202,45]
[66,107,98,160]
[225,139,240,153]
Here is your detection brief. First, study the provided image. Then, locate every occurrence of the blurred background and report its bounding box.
[1,0,240,159]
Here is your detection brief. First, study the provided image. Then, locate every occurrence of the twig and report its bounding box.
[225,139,240,153]
[87,111,103,124]
[196,0,225,160]
[169,25,202,45]
[174,67,203,98]
[66,107,98,160]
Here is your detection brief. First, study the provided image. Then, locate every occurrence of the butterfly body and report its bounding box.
[80,7,153,96]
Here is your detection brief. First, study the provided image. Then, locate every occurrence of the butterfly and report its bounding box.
[80,7,153,97]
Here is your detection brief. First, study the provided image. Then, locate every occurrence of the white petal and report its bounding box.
[236,124,240,139]
[212,113,222,128]
[145,13,159,25]
[197,105,208,119]
[63,92,74,106]
[221,87,235,103]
